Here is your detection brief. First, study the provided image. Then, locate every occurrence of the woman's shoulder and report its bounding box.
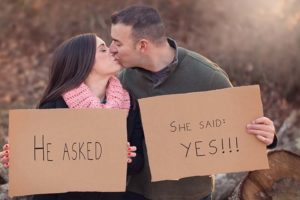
[39,97,68,109]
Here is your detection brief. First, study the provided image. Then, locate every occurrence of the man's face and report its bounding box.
[110,23,140,68]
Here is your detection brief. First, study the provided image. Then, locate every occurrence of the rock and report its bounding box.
[0,184,8,200]
[213,172,248,200]
[276,109,300,155]
[0,163,8,183]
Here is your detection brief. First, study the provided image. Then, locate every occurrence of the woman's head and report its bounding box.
[38,33,120,107]
[90,36,121,79]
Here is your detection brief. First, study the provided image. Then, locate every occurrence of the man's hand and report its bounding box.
[246,117,276,145]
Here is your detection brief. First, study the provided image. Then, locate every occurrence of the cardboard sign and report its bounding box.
[138,85,269,181]
[8,109,128,197]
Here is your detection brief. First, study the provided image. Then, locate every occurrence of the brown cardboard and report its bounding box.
[138,85,269,181]
[8,109,128,197]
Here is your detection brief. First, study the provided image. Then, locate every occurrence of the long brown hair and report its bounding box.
[38,33,97,108]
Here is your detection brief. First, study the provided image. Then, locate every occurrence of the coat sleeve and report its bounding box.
[267,135,277,149]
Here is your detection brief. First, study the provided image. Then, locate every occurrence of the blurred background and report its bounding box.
[0,0,299,199]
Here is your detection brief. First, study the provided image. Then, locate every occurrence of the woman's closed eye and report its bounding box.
[97,43,108,52]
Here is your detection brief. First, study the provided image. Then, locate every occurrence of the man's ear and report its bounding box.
[136,39,149,52]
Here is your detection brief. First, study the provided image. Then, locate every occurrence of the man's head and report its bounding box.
[110,5,166,68]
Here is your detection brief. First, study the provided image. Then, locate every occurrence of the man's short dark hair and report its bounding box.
[111,5,166,44]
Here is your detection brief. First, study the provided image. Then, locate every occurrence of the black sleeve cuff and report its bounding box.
[267,134,278,149]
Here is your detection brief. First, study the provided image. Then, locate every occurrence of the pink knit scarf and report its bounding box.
[62,76,130,110]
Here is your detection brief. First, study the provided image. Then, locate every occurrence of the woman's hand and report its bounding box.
[246,117,276,145]
[0,144,9,168]
[127,142,137,163]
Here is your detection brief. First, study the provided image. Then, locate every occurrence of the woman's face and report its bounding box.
[91,37,121,78]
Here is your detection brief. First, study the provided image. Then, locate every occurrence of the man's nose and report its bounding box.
[109,43,117,54]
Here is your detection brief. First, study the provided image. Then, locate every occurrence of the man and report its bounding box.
[109,5,277,200]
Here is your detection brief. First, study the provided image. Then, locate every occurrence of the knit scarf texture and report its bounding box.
[62,76,130,111]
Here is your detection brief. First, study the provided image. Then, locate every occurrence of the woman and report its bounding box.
[0,33,144,200]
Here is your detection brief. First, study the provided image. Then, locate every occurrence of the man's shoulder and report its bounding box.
[178,47,232,88]
[178,47,221,71]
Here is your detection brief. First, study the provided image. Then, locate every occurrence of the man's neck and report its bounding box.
[147,41,175,72]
